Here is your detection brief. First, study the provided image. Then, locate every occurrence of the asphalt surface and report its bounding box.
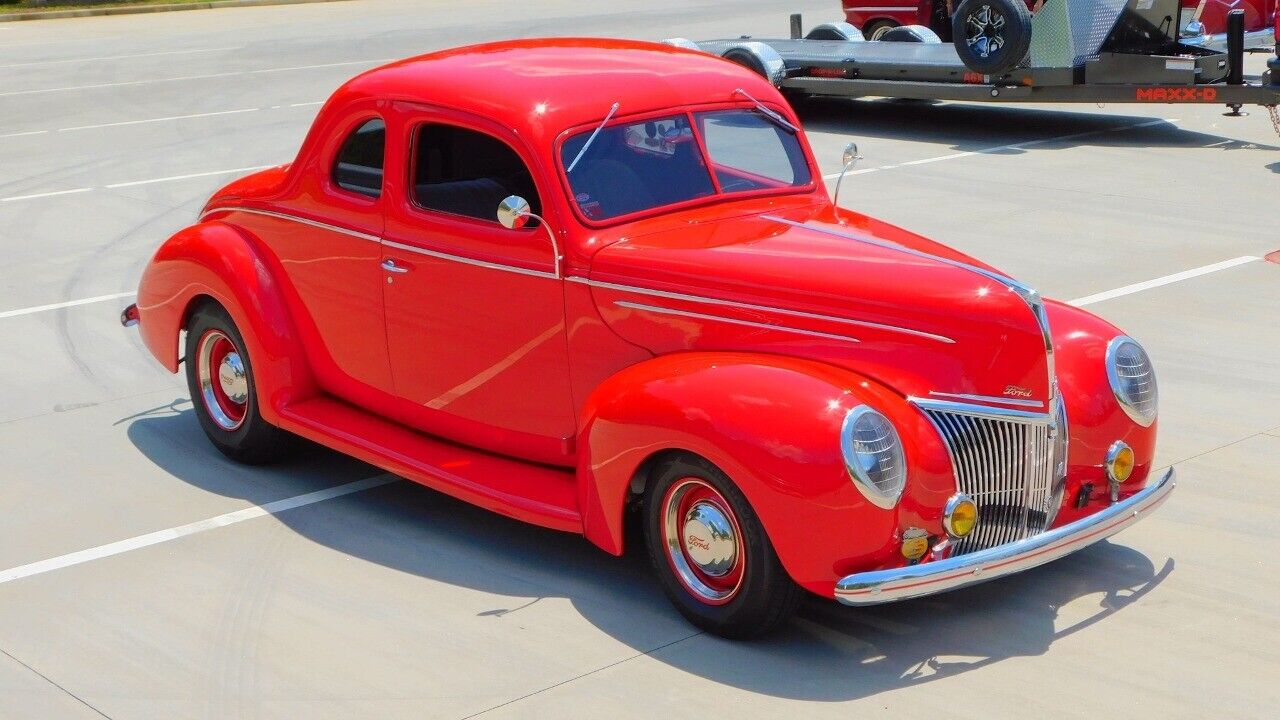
[1,1,1277,718]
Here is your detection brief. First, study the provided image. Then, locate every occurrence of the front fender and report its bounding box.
[136,221,316,423]
[1047,300,1158,525]
[576,352,954,597]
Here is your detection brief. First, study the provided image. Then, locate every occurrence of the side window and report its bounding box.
[332,118,385,198]
[412,123,541,225]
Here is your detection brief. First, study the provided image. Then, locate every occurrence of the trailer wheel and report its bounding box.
[952,0,1032,76]
[862,19,900,41]
[805,22,864,41]
[880,24,942,43]
[720,42,787,86]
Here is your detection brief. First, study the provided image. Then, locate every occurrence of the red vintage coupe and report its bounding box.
[123,39,1174,638]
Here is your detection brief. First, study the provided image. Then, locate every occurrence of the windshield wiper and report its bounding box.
[566,101,620,173]
[733,88,798,133]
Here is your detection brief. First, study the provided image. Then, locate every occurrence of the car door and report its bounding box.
[380,104,575,464]
[266,104,394,399]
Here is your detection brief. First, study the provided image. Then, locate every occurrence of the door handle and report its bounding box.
[381,258,410,274]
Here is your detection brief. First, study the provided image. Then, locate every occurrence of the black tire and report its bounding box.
[881,24,943,43]
[643,454,801,638]
[862,19,900,41]
[184,302,292,465]
[951,0,1032,76]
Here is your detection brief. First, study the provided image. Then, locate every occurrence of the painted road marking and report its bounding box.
[0,291,137,320]
[105,164,275,189]
[0,475,398,585]
[822,119,1178,180]
[0,58,395,97]
[0,187,93,203]
[0,46,242,69]
[0,164,278,202]
[58,108,260,133]
[1067,256,1262,307]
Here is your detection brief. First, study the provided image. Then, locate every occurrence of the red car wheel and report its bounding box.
[660,477,747,605]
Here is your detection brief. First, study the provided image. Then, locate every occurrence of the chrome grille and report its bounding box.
[923,405,1061,555]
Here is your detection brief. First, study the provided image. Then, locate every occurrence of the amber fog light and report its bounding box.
[1105,441,1135,484]
[943,494,978,538]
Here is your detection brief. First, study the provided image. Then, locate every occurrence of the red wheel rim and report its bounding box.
[195,330,248,431]
[661,478,746,605]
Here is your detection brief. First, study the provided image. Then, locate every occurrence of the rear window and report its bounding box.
[331,118,385,198]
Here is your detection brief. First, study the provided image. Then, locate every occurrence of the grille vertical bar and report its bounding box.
[925,407,1056,555]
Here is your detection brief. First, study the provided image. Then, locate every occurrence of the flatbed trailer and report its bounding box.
[685,0,1279,115]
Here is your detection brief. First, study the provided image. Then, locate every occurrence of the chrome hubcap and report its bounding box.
[681,501,737,577]
[196,330,248,432]
[218,352,248,404]
[662,478,745,605]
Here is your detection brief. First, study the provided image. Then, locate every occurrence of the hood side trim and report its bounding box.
[565,276,954,344]
[615,300,860,344]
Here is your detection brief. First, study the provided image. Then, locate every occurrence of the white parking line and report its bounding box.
[0,46,242,69]
[0,58,394,97]
[58,108,261,133]
[0,187,92,203]
[822,119,1178,179]
[1067,256,1261,307]
[0,164,280,203]
[0,291,137,320]
[0,475,397,585]
[105,164,275,189]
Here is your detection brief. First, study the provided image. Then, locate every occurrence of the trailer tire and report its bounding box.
[880,24,942,43]
[862,19,900,41]
[952,0,1032,76]
[805,22,864,41]
[720,42,786,86]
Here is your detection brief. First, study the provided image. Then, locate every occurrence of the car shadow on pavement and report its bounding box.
[794,96,1280,154]
[126,401,1174,702]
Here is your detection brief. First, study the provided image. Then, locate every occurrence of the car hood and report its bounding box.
[584,205,1053,403]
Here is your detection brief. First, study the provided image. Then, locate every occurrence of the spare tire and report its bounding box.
[951,0,1032,76]
[880,24,943,43]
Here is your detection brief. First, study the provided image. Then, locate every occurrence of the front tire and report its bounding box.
[644,454,801,638]
[184,302,291,465]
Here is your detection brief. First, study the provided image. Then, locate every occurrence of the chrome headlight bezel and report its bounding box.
[840,406,907,509]
[1105,335,1158,427]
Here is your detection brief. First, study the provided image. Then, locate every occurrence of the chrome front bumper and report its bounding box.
[835,468,1176,606]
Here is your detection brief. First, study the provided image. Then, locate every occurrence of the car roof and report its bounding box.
[337,38,786,140]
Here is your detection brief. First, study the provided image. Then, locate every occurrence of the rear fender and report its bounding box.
[576,352,954,596]
[136,221,316,423]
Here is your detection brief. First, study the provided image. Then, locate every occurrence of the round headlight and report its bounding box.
[1106,336,1157,427]
[840,406,907,509]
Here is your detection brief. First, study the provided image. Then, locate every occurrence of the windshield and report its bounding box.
[560,108,812,222]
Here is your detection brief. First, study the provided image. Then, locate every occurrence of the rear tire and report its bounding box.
[862,19,900,41]
[184,302,291,465]
[951,0,1032,75]
[643,454,801,638]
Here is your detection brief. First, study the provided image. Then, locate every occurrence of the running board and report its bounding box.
[277,396,582,533]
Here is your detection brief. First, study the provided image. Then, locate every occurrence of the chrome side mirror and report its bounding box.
[832,142,863,216]
[497,195,532,230]
[496,195,562,278]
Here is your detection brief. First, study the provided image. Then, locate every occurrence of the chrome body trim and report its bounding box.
[383,240,558,280]
[565,276,953,343]
[615,300,860,343]
[840,405,906,509]
[201,206,382,243]
[835,468,1176,606]
[1105,335,1157,427]
[927,390,1044,408]
[909,396,1049,423]
[762,216,1057,419]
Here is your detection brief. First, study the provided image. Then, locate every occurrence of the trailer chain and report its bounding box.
[1270,105,1280,140]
